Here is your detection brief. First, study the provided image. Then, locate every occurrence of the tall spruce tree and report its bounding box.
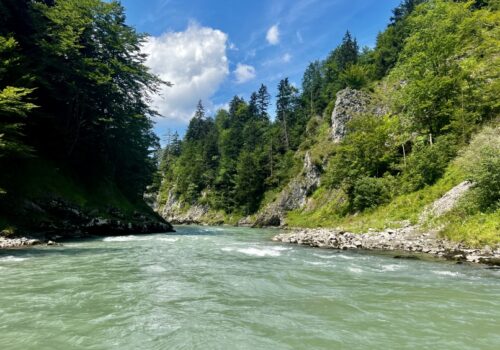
[256,84,270,120]
[276,78,298,150]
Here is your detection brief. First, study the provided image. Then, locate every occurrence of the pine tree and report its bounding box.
[256,84,270,120]
[185,100,207,141]
[248,92,259,119]
[276,78,298,150]
[301,61,323,116]
[333,31,359,72]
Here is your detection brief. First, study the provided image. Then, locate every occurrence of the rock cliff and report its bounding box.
[157,190,225,225]
[253,152,321,227]
[331,87,386,142]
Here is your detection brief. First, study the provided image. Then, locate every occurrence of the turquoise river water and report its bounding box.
[0,225,499,349]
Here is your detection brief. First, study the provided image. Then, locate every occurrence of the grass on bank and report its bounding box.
[286,123,500,247]
[286,163,466,232]
[439,208,500,247]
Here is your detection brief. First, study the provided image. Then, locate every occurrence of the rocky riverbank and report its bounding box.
[273,226,500,266]
[1,196,174,249]
[0,236,43,249]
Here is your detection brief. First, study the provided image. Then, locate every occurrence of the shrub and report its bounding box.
[352,176,392,211]
[400,135,458,192]
[457,125,500,210]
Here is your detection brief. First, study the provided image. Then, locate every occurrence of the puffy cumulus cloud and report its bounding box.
[142,23,229,124]
[234,63,256,84]
[266,24,280,45]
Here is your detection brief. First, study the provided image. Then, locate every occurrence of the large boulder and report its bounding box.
[419,181,473,223]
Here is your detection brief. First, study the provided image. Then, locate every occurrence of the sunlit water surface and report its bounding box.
[0,226,499,349]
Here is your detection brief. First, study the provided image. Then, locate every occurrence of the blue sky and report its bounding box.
[120,0,401,140]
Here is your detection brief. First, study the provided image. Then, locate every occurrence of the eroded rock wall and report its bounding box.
[253,152,321,227]
[331,87,387,142]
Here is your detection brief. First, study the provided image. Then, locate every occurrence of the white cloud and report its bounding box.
[282,53,292,63]
[142,23,229,124]
[266,24,280,45]
[234,63,256,84]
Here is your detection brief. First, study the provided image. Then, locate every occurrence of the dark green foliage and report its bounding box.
[390,0,427,23]
[301,61,324,116]
[325,116,399,189]
[276,78,299,150]
[0,0,166,203]
[457,126,500,211]
[328,31,359,72]
[158,0,499,228]
[373,0,427,78]
[234,151,266,214]
[473,154,500,211]
[322,31,360,101]
[352,177,392,211]
[159,78,308,214]
[255,84,271,120]
[400,135,459,192]
[0,34,36,160]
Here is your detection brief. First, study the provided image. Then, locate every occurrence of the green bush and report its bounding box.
[352,176,392,211]
[400,135,458,192]
[457,125,500,210]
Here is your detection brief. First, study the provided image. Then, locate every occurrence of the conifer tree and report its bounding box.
[256,84,270,120]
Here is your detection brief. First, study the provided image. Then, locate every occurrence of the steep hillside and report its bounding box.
[0,0,173,241]
[154,0,499,246]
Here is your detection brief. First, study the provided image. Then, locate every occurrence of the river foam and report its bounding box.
[432,270,461,277]
[222,246,288,257]
[0,256,28,262]
[103,235,142,242]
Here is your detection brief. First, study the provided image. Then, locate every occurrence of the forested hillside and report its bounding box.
[155,0,499,245]
[0,0,172,236]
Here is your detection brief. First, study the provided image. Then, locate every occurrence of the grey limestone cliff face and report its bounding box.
[331,87,386,142]
[252,152,321,227]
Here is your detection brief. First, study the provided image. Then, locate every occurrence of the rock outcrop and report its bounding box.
[0,237,42,249]
[253,152,321,227]
[419,181,473,222]
[331,88,386,142]
[6,197,174,242]
[157,190,225,225]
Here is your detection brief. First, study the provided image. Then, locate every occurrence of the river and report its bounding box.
[0,225,499,349]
